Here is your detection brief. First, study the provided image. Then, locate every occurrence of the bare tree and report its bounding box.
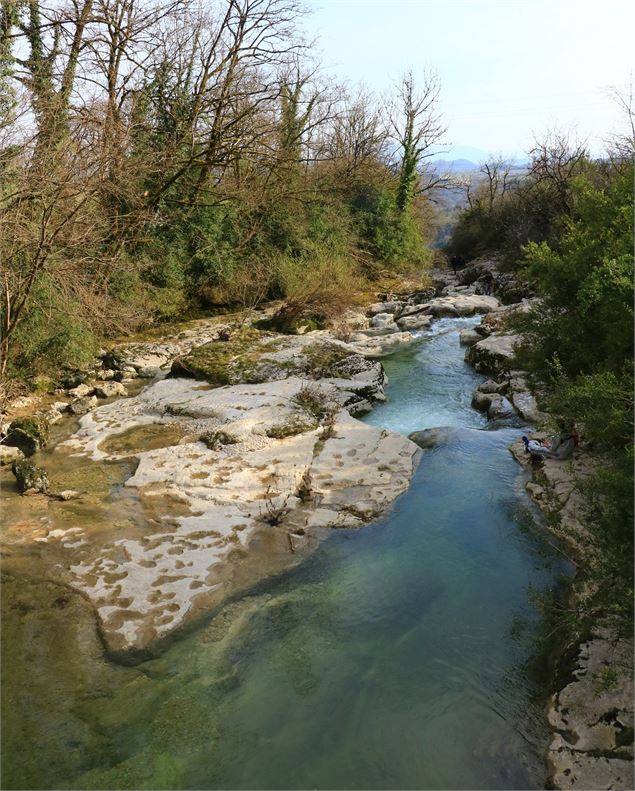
[385,70,446,214]
[529,129,588,213]
[466,156,512,211]
[322,86,387,185]
[604,80,635,160]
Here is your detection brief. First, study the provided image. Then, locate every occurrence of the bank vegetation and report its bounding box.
[448,122,634,642]
[1,0,446,387]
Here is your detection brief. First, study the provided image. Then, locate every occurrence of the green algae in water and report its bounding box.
[98,423,188,456]
[1,318,570,790]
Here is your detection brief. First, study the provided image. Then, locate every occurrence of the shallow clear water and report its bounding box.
[1,318,568,790]
[364,317,489,434]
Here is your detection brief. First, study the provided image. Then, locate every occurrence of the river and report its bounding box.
[1,317,569,789]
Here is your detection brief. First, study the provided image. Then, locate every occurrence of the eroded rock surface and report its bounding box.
[547,629,634,790]
[510,436,634,789]
[50,370,417,656]
[3,282,510,659]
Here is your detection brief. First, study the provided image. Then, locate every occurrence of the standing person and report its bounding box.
[482,272,494,296]
[450,255,459,275]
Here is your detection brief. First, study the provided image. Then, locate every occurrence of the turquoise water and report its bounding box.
[364,317,488,433]
[2,318,567,790]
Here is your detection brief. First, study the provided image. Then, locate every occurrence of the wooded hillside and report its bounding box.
[1,0,444,381]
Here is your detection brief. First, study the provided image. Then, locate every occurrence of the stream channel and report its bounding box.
[2,317,570,790]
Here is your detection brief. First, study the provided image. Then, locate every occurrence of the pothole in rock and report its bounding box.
[98,423,190,456]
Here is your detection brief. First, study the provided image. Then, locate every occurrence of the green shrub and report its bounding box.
[9,277,99,378]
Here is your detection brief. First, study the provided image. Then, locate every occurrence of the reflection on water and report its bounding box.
[1,318,568,790]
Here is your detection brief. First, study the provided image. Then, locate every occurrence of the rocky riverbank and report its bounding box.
[511,434,634,791]
[3,265,631,787]
[451,260,634,791]
[1,282,505,661]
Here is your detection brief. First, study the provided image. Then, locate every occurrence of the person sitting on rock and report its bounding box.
[548,422,579,460]
[522,436,552,457]
[522,423,579,461]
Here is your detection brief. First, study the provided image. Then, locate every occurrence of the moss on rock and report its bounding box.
[199,430,238,450]
[170,326,280,385]
[300,342,352,379]
[12,459,50,494]
[6,416,50,456]
[265,416,318,439]
[170,327,355,387]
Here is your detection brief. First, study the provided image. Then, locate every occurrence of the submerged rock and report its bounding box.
[477,379,502,394]
[57,489,81,501]
[408,426,459,449]
[12,459,49,495]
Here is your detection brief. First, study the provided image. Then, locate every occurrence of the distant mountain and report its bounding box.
[429,145,531,168]
[429,145,491,162]
[430,158,480,173]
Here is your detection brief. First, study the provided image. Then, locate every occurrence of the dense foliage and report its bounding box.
[0,1,440,383]
[514,161,634,633]
[450,147,634,636]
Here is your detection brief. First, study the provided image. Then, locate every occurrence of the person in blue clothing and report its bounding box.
[522,422,579,461]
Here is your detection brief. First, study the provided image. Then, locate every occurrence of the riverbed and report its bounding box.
[1,317,569,789]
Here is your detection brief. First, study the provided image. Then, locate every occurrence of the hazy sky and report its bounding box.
[303,0,635,159]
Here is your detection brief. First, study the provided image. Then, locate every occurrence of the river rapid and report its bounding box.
[1,317,570,790]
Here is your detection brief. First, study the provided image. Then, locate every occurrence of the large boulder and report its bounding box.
[486,394,516,421]
[471,391,492,413]
[395,303,429,320]
[459,328,482,346]
[367,301,402,316]
[466,334,519,376]
[457,259,498,286]
[494,272,534,305]
[368,312,399,332]
[397,314,432,331]
[347,331,413,357]
[477,379,503,394]
[5,416,50,457]
[424,294,500,318]
[510,390,547,424]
